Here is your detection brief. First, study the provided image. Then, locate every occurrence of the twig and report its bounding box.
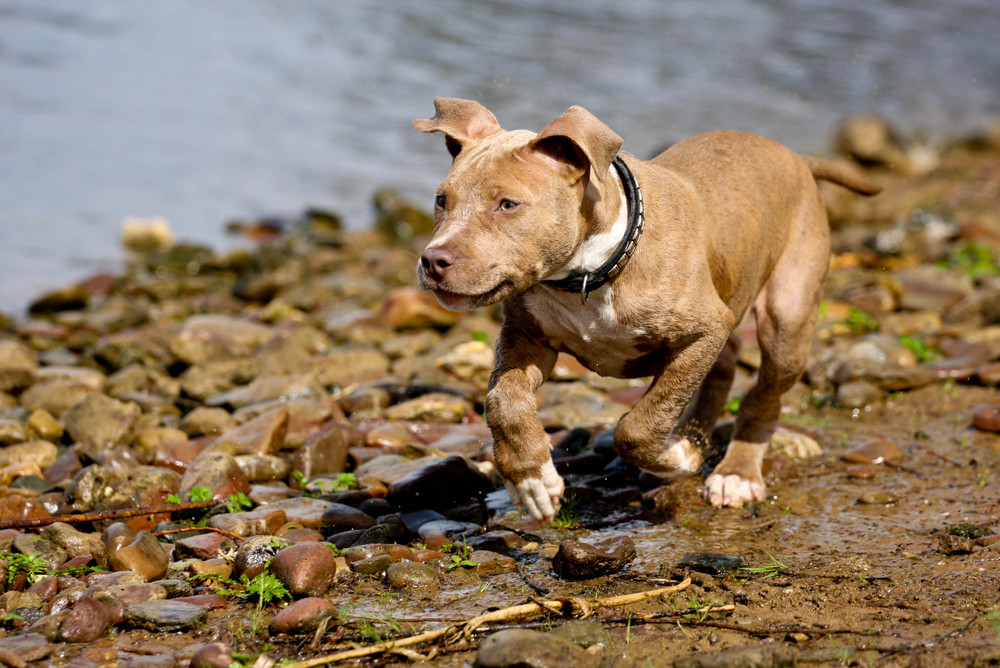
[279,578,692,667]
[152,526,246,542]
[913,443,964,467]
[0,501,217,530]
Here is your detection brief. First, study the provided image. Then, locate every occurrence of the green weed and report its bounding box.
[741,552,787,580]
[898,334,940,362]
[844,308,879,335]
[5,552,48,585]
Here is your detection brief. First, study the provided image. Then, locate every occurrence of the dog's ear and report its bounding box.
[528,106,623,183]
[413,97,502,159]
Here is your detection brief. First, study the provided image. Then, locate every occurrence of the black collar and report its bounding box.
[541,155,645,299]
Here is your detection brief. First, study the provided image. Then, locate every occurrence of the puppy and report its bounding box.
[415,97,879,520]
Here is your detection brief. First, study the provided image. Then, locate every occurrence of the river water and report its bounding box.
[2,0,998,312]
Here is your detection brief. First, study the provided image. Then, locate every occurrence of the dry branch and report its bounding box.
[0,500,217,530]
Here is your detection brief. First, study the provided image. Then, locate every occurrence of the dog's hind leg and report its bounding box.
[704,194,830,507]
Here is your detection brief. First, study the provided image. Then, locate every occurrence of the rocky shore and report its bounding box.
[1,118,1000,667]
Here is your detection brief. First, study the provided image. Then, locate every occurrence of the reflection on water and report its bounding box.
[1,0,998,311]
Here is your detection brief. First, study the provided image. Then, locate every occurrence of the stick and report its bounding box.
[279,578,691,668]
[0,501,216,530]
[152,526,246,542]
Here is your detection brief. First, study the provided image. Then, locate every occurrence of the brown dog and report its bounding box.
[414,97,879,520]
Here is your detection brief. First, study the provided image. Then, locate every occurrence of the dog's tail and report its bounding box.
[801,155,882,196]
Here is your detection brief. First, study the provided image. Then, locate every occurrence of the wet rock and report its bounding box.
[936,533,975,555]
[123,599,207,631]
[552,537,637,580]
[231,535,287,579]
[897,265,974,312]
[677,552,744,575]
[0,418,27,445]
[152,578,193,598]
[374,287,462,330]
[234,454,291,482]
[0,634,52,665]
[0,341,38,392]
[12,534,66,572]
[56,596,116,643]
[63,393,141,452]
[168,315,272,365]
[435,340,495,386]
[211,407,288,456]
[108,531,170,581]
[174,532,237,560]
[836,379,882,408]
[466,550,517,575]
[19,379,96,419]
[270,542,339,597]
[0,439,58,470]
[288,419,350,479]
[417,519,483,543]
[180,406,238,437]
[268,596,336,635]
[319,503,376,534]
[384,392,473,423]
[190,642,234,668]
[179,451,251,503]
[387,455,493,512]
[474,629,600,668]
[768,426,822,460]
[846,464,879,479]
[548,620,611,649]
[209,507,287,538]
[385,561,440,592]
[536,382,630,430]
[261,497,332,529]
[101,582,167,607]
[352,520,410,546]
[26,409,63,442]
[351,554,393,575]
[973,401,1000,432]
[674,643,796,668]
[841,439,906,466]
[41,522,109,567]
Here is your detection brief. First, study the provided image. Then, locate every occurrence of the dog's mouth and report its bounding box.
[431,279,514,311]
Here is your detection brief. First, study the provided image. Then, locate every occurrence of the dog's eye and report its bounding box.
[499,199,518,212]
[434,194,446,210]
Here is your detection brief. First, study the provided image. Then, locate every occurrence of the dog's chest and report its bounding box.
[523,288,648,377]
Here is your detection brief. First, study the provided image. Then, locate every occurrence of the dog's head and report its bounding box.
[414,98,623,310]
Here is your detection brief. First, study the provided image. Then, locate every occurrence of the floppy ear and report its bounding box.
[413,97,502,159]
[527,106,623,183]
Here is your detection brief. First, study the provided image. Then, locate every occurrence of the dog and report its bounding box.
[414,97,880,521]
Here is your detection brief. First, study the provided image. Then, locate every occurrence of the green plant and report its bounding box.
[167,485,214,504]
[898,334,940,362]
[447,554,477,570]
[939,242,1000,279]
[551,493,580,529]
[724,396,742,414]
[226,492,252,513]
[471,331,490,343]
[52,564,106,578]
[741,552,787,580]
[945,523,991,539]
[5,553,48,585]
[844,308,879,335]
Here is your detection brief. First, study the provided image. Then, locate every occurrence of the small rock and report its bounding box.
[212,407,288,456]
[320,503,377,534]
[858,492,898,505]
[190,642,234,668]
[845,464,879,479]
[474,629,600,668]
[385,561,440,592]
[768,426,822,460]
[168,315,272,366]
[973,401,1000,432]
[551,537,636,580]
[548,620,612,649]
[107,531,169,581]
[0,341,38,392]
[209,507,287,538]
[836,380,882,408]
[270,542,339,597]
[841,439,906,466]
[179,451,251,503]
[180,407,238,437]
[674,643,796,668]
[259,497,332,529]
[269,597,336,635]
[385,392,473,423]
[56,596,116,643]
[677,552,744,575]
[936,533,975,555]
[123,599,207,631]
[63,393,141,452]
[232,535,287,580]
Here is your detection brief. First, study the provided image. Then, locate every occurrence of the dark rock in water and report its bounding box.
[548,620,611,649]
[328,530,365,549]
[387,455,493,512]
[351,520,409,546]
[385,561,440,592]
[551,537,636,580]
[677,552,744,575]
[674,643,796,668]
[468,530,527,554]
[474,629,600,668]
[123,600,207,631]
[0,633,54,664]
[319,503,377,534]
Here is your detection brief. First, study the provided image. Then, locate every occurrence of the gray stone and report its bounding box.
[551,537,636,580]
[385,561,440,592]
[123,599,208,631]
[474,629,600,668]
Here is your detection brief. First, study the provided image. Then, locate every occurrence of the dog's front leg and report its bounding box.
[613,330,732,476]
[485,328,561,521]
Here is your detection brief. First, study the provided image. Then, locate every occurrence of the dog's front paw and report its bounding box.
[703,472,765,508]
[504,459,565,521]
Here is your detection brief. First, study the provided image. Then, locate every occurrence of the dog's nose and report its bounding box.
[420,247,455,282]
